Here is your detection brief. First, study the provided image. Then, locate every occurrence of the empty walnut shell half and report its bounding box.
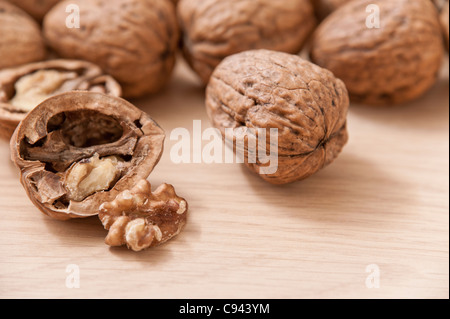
[177,0,316,84]
[310,0,445,105]
[206,50,349,185]
[10,91,165,220]
[0,59,122,139]
[0,1,47,70]
[43,0,179,98]
[99,179,188,252]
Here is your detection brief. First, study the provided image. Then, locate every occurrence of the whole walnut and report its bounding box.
[5,0,60,21]
[10,92,165,220]
[312,0,352,19]
[206,50,349,185]
[177,0,316,84]
[310,0,445,105]
[0,1,46,70]
[43,0,179,98]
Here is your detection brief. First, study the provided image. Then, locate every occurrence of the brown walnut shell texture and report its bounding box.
[441,1,449,50]
[206,50,349,185]
[177,0,316,84]
[99,179,188,251]
[312,0,352,20]
[0,59,122,139]
[10,91,165,220]
[310,0,445,105]
[0,1,46,70]
[6,0,60,21]
[43,0,179,98]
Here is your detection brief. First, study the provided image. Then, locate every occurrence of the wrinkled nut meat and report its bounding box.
[10,91,165,220]
[312,0,352,20]
[0,59,122,139]
[0,1,46,70]
[441,1,449,50]
[5,0,60,21]
[177,0,316,84]
[310,0,445,105]
[43,0,179,98]
[206,50,349,185]
[99,179,188,251]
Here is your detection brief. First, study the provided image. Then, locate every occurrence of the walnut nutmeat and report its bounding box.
[310,0,445,105]
[206,49,349,185]
[99,179,188,252]
[177,0,316,84]
[10,91,165,220]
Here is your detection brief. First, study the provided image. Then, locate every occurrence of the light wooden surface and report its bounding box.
[0,57,448,299]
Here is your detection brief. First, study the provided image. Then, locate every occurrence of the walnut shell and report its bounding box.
[0,59,122,139]
[177,0,316,84]
[312,0,352,20]
[441,1,449,50]
[10,91,165,220]
[0,1,46,70]
[310,0,445,105]
[206,50,349,185]
[5,0,60,21]
[43,0,179,98]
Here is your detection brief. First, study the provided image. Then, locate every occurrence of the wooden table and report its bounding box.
[0,57,448,299]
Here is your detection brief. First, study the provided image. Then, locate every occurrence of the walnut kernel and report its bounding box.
[99,179,188,251]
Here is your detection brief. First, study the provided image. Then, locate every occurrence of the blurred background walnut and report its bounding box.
[312,0,352,20]
[310,0,445,105]
[5,0,60,22]
[43,0,179,98]
[0,59,122,139]
[0,1,46,70]
[99,179,188,252]
[206,50,349,185]
[177,0,316,84]
[10,92,165,220]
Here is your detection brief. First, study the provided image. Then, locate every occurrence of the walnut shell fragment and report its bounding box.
[206,50,349,185]
[10,91,165,220]
[0,59,122,139]
[0,1,47,70]
[177,0,316,84]
[99,179,188,252]
[310,0,445,105]
[43,0,179,98]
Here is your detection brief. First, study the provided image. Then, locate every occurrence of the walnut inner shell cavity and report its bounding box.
[10,91,165,220]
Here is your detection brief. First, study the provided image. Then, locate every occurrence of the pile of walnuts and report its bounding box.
[0,0,448,251]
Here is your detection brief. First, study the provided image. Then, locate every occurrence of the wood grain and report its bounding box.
[0,57,448,299]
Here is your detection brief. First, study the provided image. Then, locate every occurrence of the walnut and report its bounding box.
[43,0,179,98]
[0,1,46,70]
[441,1,449,50]
[206,49,349,185]
[312,0,352,20]
[0,59,122,139]
[5,0,60,21]
[177,0,316,84]
[10,91,165,220]
[99,179,188,251]
[310,0,445,105]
